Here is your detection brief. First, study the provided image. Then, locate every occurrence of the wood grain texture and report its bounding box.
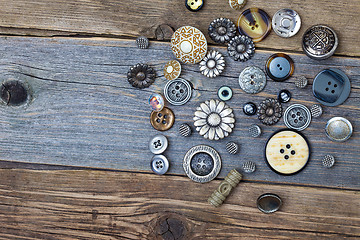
[0,169,359,239]
[0,36,358,189]
[0,0,359,57]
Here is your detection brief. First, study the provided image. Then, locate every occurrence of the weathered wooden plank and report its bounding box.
[0,169,358,239]
[0,36,358,189]
[0,0,359,57]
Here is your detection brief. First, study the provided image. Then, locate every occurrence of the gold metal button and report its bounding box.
[150,107,175,131]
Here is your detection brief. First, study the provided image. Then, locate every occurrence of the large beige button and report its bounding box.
[265,130,310,175]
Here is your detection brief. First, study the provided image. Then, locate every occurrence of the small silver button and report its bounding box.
[322,154,335,168]
[257,193,282,213]
[284,104,311,131]
[242,161,256,173]
[179,123,192,137]
[325,117,353,142]
[310,104,323,118]
[239,66,267,94]
[226,141,239,155]
[149,135,168,154]
[164,79,192,106]
[272,9,301,38]
[151,155,169,175]
[136,36,149,49]
[294,75,308,89]
[249,124,261,137]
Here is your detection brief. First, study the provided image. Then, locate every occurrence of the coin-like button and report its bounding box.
[150,107,175,131]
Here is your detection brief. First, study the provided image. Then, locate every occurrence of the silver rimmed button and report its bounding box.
[239,66,267,94]
[149,135,168,154]
[151,155,170,175]
[164,79,192,106]
[272,9,301,38]
[284,104,311,131]
[325,117,353,142]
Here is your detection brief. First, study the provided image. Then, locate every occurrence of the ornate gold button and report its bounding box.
[150,107,175,131]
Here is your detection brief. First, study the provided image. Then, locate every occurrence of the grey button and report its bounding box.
[239,66,267,94]
[272,9,301,38]
[151,155,169,175]
[179,123,192,137]
[136,36,149,49]
[325,117,353,142]
[284,104,311,131]
[294,75,308,88]
[322,154,335,168]
[310,104,323,118]
[249,124,261,137]
[164,79,192,105]
[226,141,239,155]
[243,161,256,173]
[257,193,282,213]
[149,134,168,154]
[265,53,294,82]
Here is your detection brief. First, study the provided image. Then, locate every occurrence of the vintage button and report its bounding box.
[243,102,257,115]
[257,193,282,213]
[237,8,271,43]
[284,104,311,131]
[136,36,149,49]
[302,25,338,60]
[218,86,233,101]
[185,0,203,12]
[310,104,323,118]
[127,63,156,89]
[294,75,308,89]
[312,68,351,107]
[151,155,169,175]
[226,141,239,155]
[265,53,294,82]
[164,79,192,106]
[149,93,165,112]
[265,129,310,175]
[229,0,246,10]
[227,35,255,62]
[257,98,283,125]
[200,50,225,78]
[242,161,256,173]
[208,18,236,44]
[272,9,301,38]
[164,60,181,81]
[249,124,261,137]
[150,107,175,131]
[149,135,168,154]
[322,154,335,168]
[278,89,291,103]
[179,123,192,137]
[183,145,222,183]
[325,117,353,142]
[171,26,207,64]
[239,66,267,94]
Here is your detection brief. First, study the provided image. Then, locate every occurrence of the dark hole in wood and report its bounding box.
[0,81,28,106]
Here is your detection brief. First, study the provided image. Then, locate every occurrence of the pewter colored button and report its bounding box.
[149,135,168,154]
[310,104,323,118]
[218,86,233,101]
[325,117,353,142]
[265,53,294,82]
[226,141,239,155]
[136,36,149,49]
[322,154,335,168]
[164,79,192,105]
[242,161,256,173]
[284,104,311,131]
[151,155,169,175]
[272,9,301,38]
[249,124,261,137]
[257,193,282,213]
[239,66,267,94]
[179,123,192,137]
[294,75,308,88]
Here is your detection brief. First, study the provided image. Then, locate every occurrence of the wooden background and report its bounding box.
[0,0,359,239]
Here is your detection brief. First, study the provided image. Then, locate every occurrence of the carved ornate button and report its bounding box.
[164,79,192,106]
[325,117,353,142]
[312,68,351,107]
[149,135,168,154]
[229,0,246,10]
[164,60,181,80]
[227,35,255,62]
[239,66,267,94]
[237,8,271,42]
[265,53,294,82]
[208,18,236,44]
[218,86,233,101]
[185,0,204,12]
[272,9,301,38]
[243,102,257,115]
[183,145,221,183]
[171,26,207,64]
[199,50,225,78]
[278,89,291,103]
[265,129,310,175]
[150,107,175,131]
[302,25,338,60]
[151,155,169,175]
[257,98,282,125]
[127,63,156,89]
[283,104,311,131]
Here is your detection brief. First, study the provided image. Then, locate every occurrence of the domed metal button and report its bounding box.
[136,36,149,49]
[272,9,301,38]
[226,141,239,155]
[312,68,351,107]
[265,129,310,175]
[278,89,291,103]
[322,154,335,168]
[185,0,204,11]
[294,75,308,89]
[179,123,192,137]
[284,104,311,131]
[164,60,181,80]
[208,18,236,44]
[310,104,323,118]
[218,86,233,101]
[151,155,170,175]
[227,35,255,62]
[149,135,168,154]
[164,79,192,106]
[239,66,267,94]
[265,53,294,82]
[243,102,257,115]
[257,193,282,213]
[150,107,175,131]
[325,117,353,142]
[242,161,256,173]
[249,124,261,137]
[237,8,271,42]
[302,25,338,60]
[183,145,221,183]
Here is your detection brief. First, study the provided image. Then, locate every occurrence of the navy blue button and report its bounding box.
[243,102,257,115]
[265,53,294,81]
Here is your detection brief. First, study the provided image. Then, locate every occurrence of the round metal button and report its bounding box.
[325,117,353,142]
[164,60,181,81]
[312,68,351,107]
[150,107,175,131]
[218,86,232,101]
[136,36,149,49]
[310,104,323,118]
[179,123,192,137]
[302,25,338,60]
[322,154,335,168]
[149,135,168,154]
[185,0,203,11]
[249,124,261,138]
[272,9,301,38]
[243,102,257,115]
[257,98,283,126]
[164,79,192,106]
[243,161,256,173]
[151,155,169,175]
[183,145,221,183]
[284,104,311,131]
[208,18,236,44]
[239,66,267,94]
[278,89,291,103]
[257,193,282,213]
[265,53,294,82]
[237,8,271,43]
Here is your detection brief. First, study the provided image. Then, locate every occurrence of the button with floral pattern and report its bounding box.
[237,8,271,42]
[150,107,175,131]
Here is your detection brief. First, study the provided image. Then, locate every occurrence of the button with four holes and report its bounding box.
[151,155,170,175]
[149,135,168,154]
[150,107,175,131]
[265,53,294,82]
[283,104,311,131]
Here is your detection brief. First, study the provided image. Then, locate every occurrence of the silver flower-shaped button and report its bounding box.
[199,50,225,78]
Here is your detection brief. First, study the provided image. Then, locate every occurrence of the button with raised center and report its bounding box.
[164,60,181,80]
[272,9,301,38]
[218,86,233,101]
[265,53,294,82]
[325,117,353,142]
[185,0,204,12]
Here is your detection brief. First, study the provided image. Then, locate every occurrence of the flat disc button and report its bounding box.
[149,135,168,154]
[272,9,301,38]
[239,66,267,94]
[164,79,192,105]
[150,107,175,131]
[151,155,169,175]
[185,0,203,11]
[265,53,294,82]
[237,8,271,43]
[284,104,311,131]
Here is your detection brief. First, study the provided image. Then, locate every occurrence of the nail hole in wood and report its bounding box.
[0,81,28,106]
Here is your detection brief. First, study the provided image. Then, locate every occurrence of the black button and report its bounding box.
[278,89,291,103]
[243,102,257,115]
[185,0,203,11]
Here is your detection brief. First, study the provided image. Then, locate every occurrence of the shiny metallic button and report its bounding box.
[136,36,149,49]
[310,104,323,118]
[179,123,192,137]
[237,8,271,43]
[257,98,283,125]
[208,18,236,44]
[243,102,257,115]
[325,117,353,142]
[227,35,255,62]
[164,60,181,80]
[278,89,291,103]
[150,107,175,131]
[185,0,203,11]
[239,66,267,94]
[272,9,301,38]
[302,25,338,60]
[284,104,311,131]
[229,0,246,10]
[226,141,239,155]
[149,135,168,154]
[265,53,294,82]
[151,155,169,175]
[127,63,156,89]
[312,68,351,107]
[218,86,233,101]
[164,79,192,106]
[200,50,225,78]
[294,75,308,89]
[242,161,256,173]
[257,193,282,213]
[322,154,335,168]
[249,124,261,137]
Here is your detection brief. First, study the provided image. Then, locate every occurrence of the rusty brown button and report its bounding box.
[150,107,175,131]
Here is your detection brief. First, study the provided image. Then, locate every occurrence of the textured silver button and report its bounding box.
[322,154,335,168]
[149,135,168,154]
[226,141,239,155]
[249,124,261,137]
[257,193,282,213]
[310,104,323,118]
[272,9,301,38]
[151,155,169,175]
[164,79,192,105]
[294,75,308,89]
[239,66,267,94]
[179,123,192,137]
[284,104,311,131]
[325,117,353,142]
[242,161,256,173]
[136,36,149,49]
[199,50,225,78]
